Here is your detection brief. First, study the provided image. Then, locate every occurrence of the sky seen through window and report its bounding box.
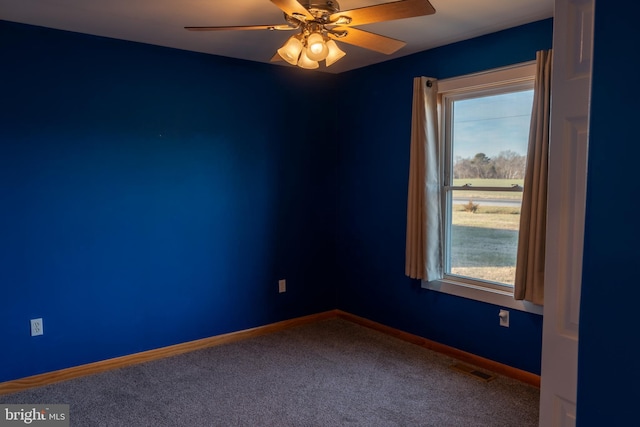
[453,90,534,160]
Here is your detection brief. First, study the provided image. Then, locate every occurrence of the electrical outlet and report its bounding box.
[498,310,509,327]
[278,279,286,293]
[30,318,44,336]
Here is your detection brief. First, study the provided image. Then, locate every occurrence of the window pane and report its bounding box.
[449,191,521,285]
[451,90,533,187]
[445,88,532,286]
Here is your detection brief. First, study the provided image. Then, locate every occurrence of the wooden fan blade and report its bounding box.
[328,27,406,55]
[270,0,314,21]
[185,25,296,31]
[271,52,284,62]
[329,0,435,27]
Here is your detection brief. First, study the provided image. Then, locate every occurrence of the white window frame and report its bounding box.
[422,62,543,315]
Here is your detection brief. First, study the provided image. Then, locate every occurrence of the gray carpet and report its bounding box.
[0,319,539,426]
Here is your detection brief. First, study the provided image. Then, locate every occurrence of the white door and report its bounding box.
[539,0,594,425]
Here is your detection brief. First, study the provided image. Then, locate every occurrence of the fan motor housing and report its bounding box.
[300,0,341,19]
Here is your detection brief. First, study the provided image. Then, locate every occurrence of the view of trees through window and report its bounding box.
[454,151,526,180]
[446,89,533,286]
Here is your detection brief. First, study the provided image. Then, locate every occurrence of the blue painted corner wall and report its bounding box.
[0,21,338,382]
[1,17,555,384]
[333,19,553,375]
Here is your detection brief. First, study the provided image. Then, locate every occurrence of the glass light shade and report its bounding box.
[325,40,346,67]
[277,36,303,65]
[297,50,319,69]
[306,32,329,61]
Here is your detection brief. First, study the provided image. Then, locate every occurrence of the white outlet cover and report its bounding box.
[30,318,44,336]
[278,279,286,293]
[499,310,509,327]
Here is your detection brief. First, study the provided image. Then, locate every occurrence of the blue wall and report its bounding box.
[0,21,337,383]
[577,2,640,425]
[1,17,555,384]
[333,19,553,375]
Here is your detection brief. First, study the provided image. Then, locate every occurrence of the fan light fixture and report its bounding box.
[277,30,345,69]
[306,32,329,61]
[325,40,346,67]
[277,36,303,65]
[297,49,320,69]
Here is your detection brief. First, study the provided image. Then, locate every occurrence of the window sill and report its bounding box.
[422,278,543,315]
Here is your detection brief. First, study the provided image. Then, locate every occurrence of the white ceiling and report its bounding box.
[0,0,553,74]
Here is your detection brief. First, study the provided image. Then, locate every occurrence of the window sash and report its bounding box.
[439,70,534,292]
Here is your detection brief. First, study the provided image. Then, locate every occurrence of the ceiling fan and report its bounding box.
[185,0,436,69]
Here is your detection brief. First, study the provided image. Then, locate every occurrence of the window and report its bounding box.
[425,63,542,314]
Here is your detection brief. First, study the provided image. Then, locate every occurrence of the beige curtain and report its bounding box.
[514,50,553,304]
[405,77,442,281]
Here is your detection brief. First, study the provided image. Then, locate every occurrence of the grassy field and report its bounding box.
[449,205,520,285]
